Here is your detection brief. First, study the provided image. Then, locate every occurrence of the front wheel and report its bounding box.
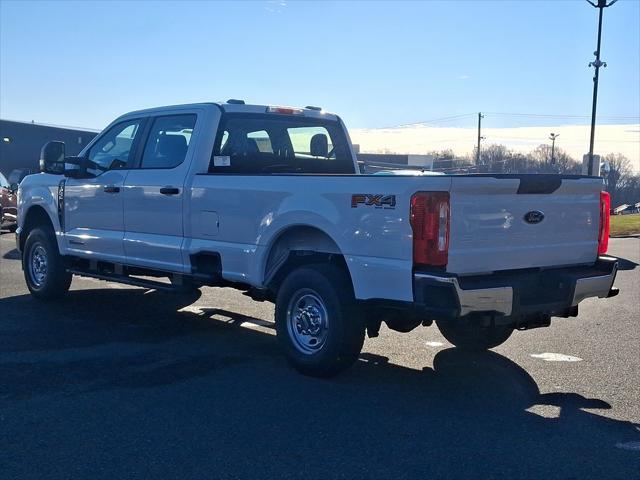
[23,227,72,300]
[275,264,365,377]
[436,320,513,351]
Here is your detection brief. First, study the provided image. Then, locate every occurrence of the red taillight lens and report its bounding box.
[598,190,610,254]
[410,192,450,267]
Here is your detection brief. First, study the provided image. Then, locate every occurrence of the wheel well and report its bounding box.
[264,226,352,295]
[20,206,54,252]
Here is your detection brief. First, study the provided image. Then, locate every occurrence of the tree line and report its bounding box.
[430,144,639,207]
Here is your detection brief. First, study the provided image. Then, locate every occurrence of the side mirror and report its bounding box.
[40,141,66,174]
[9,183,19,193]
[310,133,329,157]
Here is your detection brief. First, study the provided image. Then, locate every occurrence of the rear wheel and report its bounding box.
[23,227,72,300]
[436,320,513,351]
[275,264,365,377]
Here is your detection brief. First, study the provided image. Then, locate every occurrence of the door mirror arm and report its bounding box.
[64,156,95,179]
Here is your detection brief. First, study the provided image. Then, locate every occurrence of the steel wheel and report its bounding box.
[28,243,48,288]
[286,289,329,355]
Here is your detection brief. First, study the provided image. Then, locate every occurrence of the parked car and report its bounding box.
[16,101,619,377]
[0,171,18,231]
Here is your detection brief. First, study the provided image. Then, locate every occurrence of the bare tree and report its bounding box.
[603,154,633,205]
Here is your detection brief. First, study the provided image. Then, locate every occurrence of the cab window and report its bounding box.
[140,114,197,169]
[209,114,354,174]
[87,119,142,172]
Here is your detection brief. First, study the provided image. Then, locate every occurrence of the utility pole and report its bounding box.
[549,133,560,167]
[476,112,484,170]
[586,0,617,175]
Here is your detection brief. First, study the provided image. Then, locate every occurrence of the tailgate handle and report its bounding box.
[160,187,180,195]
[517,176,562,194]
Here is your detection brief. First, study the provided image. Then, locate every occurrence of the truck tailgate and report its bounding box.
[447,175,603,275]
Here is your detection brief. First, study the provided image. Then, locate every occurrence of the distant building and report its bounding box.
[0,119,98,175]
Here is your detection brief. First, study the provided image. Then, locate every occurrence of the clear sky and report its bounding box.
[1,0,639,134]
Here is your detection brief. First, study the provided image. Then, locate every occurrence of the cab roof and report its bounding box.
[123,101,339,122]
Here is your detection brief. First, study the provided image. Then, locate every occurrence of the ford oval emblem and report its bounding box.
[524,210,545,224]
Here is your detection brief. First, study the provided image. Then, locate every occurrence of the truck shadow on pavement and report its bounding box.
[612,255,638,271]
[2,247,21,260]
[1,287,639,478]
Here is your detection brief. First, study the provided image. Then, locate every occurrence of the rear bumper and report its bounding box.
[413,256,618,319]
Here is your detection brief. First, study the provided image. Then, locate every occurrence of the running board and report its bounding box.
[67,269,177,291]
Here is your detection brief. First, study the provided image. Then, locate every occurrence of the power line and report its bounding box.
[378,113,477,130]
[484,112,639,120]
[370,111,639,131]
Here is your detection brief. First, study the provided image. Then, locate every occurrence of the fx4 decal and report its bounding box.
[351,194,396,209]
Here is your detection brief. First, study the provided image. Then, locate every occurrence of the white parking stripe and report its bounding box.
[615,441,640,451]
[530,353,583,362]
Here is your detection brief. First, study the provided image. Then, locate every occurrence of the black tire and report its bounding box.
[7,223,17,233]
[23,227,72,300]
[275,264,365,378]
[436,320,513,351]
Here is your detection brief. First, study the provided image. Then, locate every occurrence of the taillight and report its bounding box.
[598,191,610,254]
[410,192,450,267]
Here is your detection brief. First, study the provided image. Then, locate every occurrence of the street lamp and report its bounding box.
[586,0,618,175]
[549,133,560,166]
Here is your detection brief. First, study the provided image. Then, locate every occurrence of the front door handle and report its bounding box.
[160,187,180,195]
[104,186,120,193]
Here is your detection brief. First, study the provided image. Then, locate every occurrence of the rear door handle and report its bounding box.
[104,186,120,193]
[160,187,180,195]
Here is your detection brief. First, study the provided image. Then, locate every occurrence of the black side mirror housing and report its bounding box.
[310,133,329,157]
[40,141,66,174]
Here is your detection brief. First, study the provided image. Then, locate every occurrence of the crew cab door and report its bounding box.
[64,118,144,262]
[122,113,197,272]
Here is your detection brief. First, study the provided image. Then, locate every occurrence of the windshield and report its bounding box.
[210,113,355,174]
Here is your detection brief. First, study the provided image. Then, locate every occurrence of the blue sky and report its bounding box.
[1,0,639,131]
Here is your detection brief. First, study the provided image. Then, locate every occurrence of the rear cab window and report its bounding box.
[209,113,355,174]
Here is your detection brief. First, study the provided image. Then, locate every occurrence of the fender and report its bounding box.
[18,173,65,253]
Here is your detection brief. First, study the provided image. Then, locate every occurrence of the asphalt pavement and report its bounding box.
[1,232,638,479]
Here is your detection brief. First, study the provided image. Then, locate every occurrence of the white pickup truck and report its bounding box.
[16,101,619,376]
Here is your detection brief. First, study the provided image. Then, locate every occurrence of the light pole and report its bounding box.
[476,112,484,169]
[549,132,560,166]
[476,135,486,172]
[586,0,617,175]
